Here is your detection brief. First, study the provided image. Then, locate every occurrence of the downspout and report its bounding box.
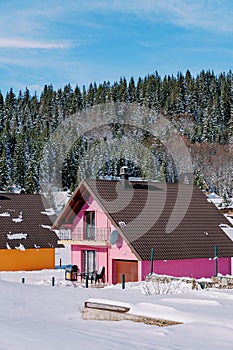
[107,243,109,284]
[106,218,109,284]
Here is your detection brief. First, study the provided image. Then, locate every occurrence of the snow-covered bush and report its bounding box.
[141,279,191,295]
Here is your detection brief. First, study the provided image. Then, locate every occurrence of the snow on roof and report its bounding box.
[41,208,56,216]
[0,212,10,217]
[12,217,23,223]
[7,233,28,240]
[221,226,233,241]
[208,192,220,199]
[225,214,233,225]
[220,218,233,241]
[40,224,52,229]
[207,192,233,209]
[15,243,26,251]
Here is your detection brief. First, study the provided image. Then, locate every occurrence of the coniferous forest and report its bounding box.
[0,70,232,197]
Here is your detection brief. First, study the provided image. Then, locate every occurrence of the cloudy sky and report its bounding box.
[0,0,233,96]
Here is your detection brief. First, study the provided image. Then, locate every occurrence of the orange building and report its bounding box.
[0,193,61,271]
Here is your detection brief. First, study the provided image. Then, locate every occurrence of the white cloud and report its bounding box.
[125,0,233,33]
[0,38,71,49]
[2,0,233,37]
[77,0,233,34]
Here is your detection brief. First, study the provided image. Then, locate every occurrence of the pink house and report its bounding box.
[53,169,233,284]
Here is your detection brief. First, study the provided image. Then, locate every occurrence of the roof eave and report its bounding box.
[51,180,87,229]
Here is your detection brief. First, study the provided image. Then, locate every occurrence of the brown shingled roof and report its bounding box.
[54,179,233,261]
[0,193,61,250]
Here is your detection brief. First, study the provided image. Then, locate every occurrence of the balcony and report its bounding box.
[58,227,111,246]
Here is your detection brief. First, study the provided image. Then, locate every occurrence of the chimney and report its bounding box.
[120,166,129,189]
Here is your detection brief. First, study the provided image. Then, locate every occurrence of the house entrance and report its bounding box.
[83,250,96,274]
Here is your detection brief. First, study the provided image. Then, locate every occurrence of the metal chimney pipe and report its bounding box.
[120,166,129,189]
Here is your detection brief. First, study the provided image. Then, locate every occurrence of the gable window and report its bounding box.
[85,211,95,240]
[83,250,96,274]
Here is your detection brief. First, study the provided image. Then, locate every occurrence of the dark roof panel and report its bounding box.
[84,179,233,260]
[0,193,60,250]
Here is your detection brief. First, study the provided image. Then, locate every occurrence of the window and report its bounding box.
[83,250,96,274]
[85,211,95,240]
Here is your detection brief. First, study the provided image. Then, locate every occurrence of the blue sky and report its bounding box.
[0,0,233,96]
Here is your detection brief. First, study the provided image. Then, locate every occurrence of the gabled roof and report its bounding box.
[0,193,61,250]
[53,179,233,261]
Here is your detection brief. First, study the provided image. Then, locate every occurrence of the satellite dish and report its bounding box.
[110,230,119,245]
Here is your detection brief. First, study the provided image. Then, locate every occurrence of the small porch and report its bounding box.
[64,264,106,287]
[71,244,108,283]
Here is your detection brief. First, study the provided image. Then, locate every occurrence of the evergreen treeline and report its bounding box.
[0,70,232,196]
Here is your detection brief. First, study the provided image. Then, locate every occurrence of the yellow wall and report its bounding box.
[0,248,55,271]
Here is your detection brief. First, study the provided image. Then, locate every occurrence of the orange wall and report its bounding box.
[0,248,55,271]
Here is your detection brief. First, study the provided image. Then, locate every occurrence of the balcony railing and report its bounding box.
[58,227,111,242]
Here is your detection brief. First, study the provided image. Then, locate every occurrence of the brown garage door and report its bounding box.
[115,260,138,284]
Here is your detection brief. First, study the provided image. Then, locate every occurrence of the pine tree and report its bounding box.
[25,156,39,193]
[12,133,27,188]
[0,148,10,189]
[128,77,136,103]
[118,77,128,102]
[194,170,207,191]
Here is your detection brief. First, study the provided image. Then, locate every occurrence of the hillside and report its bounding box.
[0,70,232,195]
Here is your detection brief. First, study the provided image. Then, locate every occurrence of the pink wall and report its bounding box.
[70,196,140,283]
[71,196,111,281]
[141,257,231,279]
[71,196,110,233]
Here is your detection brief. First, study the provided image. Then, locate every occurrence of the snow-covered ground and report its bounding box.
[55,244,71,267]
[0,267,233,350]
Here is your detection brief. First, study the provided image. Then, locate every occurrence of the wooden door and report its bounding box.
[115,260,138,284]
